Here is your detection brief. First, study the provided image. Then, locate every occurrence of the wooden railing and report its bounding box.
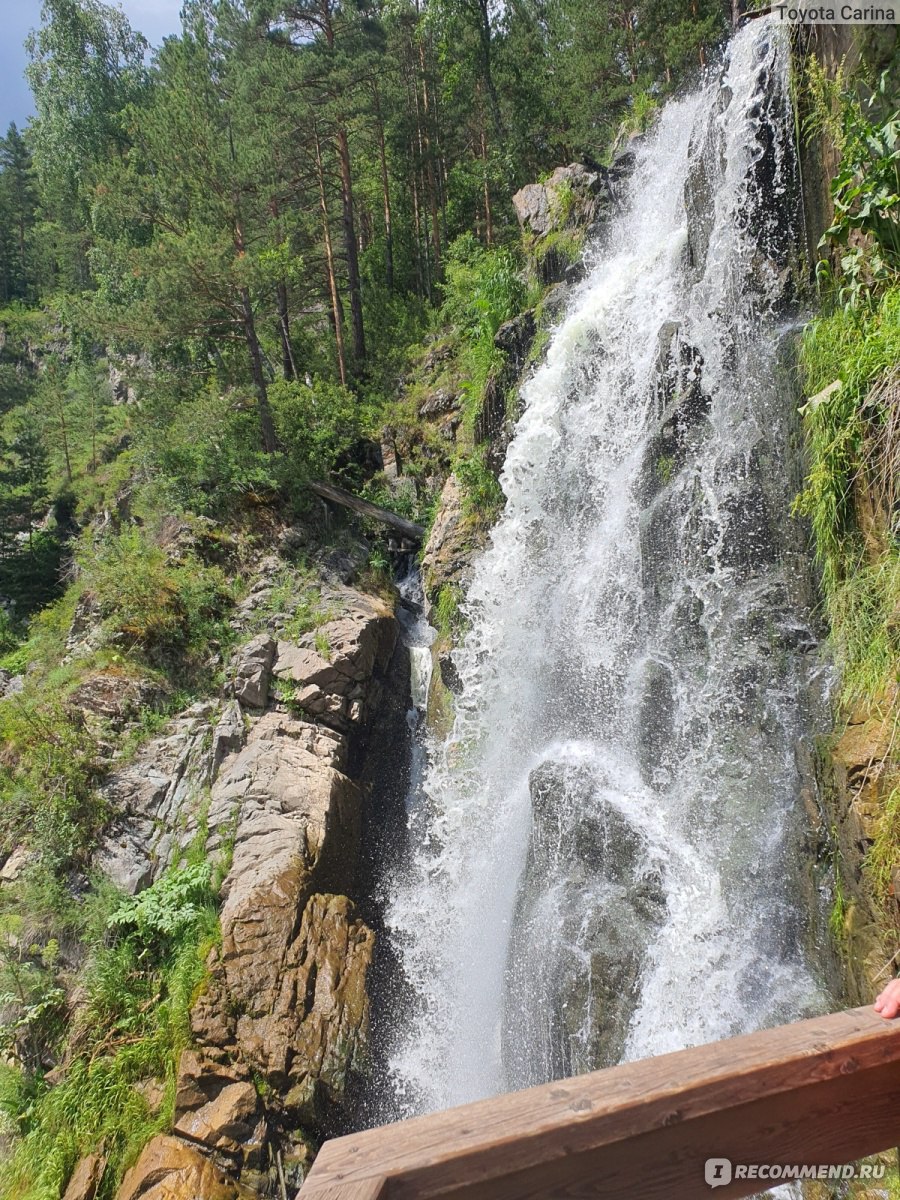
[298,1006,900,1199]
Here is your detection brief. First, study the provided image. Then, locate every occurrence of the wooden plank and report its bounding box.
[309,480,426,542]
[299,1006,900,1200]
[297,1182,387,1200]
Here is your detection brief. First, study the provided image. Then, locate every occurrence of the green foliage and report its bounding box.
[656,453,675,485]
[0,849,219,1200]
[816,73,900,309]
[270,377,370,486]
[0,694,104,867]
[796,288,900,704]
[865,784,900,909]
[107,862,215,946]
[432,584,463,639]
[455,449,504,524]
[441,235,527,346]
[76,526,231,655]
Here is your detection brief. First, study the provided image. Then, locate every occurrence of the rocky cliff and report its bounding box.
[58,554,401,1199]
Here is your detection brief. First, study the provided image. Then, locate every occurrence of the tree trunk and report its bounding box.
[336,127,366,363]
[478,88,493,247]
[418,39,442,278]
[314,122,348,387]
[475,0,504,138]
[240,286,278,453]
[276,281,298,380]
[372,79,394,291]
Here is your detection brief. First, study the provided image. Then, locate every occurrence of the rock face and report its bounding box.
[512,163,612,240]
[230,634,276,708]
[117,1136,257,1200]
[821,688,900,1003]
[503,760,664,1087]
[90,572,400,1199]
[192,710,377,1132]
[420,475,478,603]
[62,1154,106,1200]
[95,702,220,893]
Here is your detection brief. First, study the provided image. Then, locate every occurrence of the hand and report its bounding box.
[874,978,900,1018]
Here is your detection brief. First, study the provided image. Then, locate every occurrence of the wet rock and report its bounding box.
[231,634,276,709]
[493,311,536,371]
[636,658,677,789]
[639,322,711,503]
[63,1153,106,1200]
[421,475,482,602]
[504,759,664,1085]
[116,1135,257,1200]
[684,89,727,279]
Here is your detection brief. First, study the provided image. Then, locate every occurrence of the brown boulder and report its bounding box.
[117,1136,257,1200]
[192,709,375,1113]
[63,1154,106,1200]
[173,1081,260,1155]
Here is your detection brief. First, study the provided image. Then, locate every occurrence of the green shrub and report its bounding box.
[0,697,104,866]
[270,376,371,487]
[816,73,900,309]
[77,526,231,656]
[440,235,528,346]
[107,862,215,946]
[0,852,219,1200]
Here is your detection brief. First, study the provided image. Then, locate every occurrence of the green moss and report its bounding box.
[534,228,582,272]
[656,454,675,486]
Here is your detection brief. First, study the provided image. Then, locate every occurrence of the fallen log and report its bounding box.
[309,479,426,543]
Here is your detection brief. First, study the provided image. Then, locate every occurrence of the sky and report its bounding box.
[0,0,184,132]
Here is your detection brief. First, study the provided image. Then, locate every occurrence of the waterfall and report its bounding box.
[379,15,830,1121]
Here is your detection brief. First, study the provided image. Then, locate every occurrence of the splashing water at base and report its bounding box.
[379,16,831,1121]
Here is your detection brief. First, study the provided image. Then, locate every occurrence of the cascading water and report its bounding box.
[378,15,831,1121]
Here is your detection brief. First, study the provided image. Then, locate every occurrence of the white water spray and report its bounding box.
[381,17,829,1119]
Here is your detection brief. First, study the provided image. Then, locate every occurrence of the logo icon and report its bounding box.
[705,1158,732,1188]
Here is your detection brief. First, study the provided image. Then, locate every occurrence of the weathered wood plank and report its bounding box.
[298,1182,387,1200]
[299,1006,900,1200]
[309,479,425,542]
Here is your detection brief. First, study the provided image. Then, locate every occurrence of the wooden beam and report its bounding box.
[309,480,426,543]
[299,1006,900,1200]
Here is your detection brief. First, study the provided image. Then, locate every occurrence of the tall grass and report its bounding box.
[0,848,219,1200]
[796,287,900,706]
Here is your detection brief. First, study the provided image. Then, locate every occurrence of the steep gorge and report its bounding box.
[373,14,838,1121]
